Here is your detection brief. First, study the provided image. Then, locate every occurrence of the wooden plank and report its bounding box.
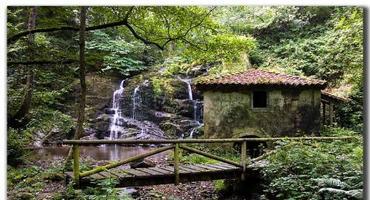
[161,166,189,174]
[111,169,134,177]
[104,171,118,179]
[157,166,174,173]
[149,167,172,175]
[178,166,193,173]
[124,168,151,177]
[195,164,225,171]
[136,168,165,176]
[90,173,105,180]
[219,163,239,168]
[98,171,114,179]
[211,163,237,170]
[197,164,224,171]
[179,165,201,173]
[184,165,210,172]
[205,163,230,170]
[108,170,131,179]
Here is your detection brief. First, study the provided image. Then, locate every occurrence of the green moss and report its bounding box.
[161,56,192,76]
[181,153,218,164]
[214,180,226,192]
[150,77,175,97]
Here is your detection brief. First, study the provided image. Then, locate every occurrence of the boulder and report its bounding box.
[130,159,156,168]
[159,121,184,138]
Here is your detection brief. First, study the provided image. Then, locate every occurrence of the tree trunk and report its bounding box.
[64,6,87,169]
[74,6,87,140]
[9,7,36,128]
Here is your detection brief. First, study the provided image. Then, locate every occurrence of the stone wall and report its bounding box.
[203,88,321,138]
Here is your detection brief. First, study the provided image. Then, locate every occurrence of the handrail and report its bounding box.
[63,136,358,145]
[68,136,360,187]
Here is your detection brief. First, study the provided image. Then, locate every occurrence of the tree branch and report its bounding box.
[124,23,165,50]
[8,6,216,51]
[178,7,216,39]
[8,26,79,43]
[8,59,78,65]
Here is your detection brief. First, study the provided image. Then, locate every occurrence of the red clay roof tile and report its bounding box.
[194,69,327,89]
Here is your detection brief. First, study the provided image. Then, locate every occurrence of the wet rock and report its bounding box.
[15,192,34,200]
[104,108,116,114]
[187,63,213,77]
[83,128,97,136]
[130,159,156,168]
[159,122,183,138]
[174,99,195,118]
[93,115,111,138]
[154,111,178,121]
[170,79,189,100]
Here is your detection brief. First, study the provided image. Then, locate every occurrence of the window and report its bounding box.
[252,91,267,108]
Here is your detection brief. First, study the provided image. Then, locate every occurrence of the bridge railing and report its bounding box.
[63,136,358,186]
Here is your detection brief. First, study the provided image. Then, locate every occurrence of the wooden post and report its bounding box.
[174,143,180,185]
[72,145,80,186]
[240,141,247,180]
[329,102,333,126]
[322,102,326,125]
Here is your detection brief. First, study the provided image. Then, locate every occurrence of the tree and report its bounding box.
[75,6,87,140]
[8,7,37,128]
[63,6,87,169]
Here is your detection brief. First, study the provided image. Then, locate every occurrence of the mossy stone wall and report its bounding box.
[203,88,321,138]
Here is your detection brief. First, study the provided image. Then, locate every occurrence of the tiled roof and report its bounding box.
[194,69,327,89]
[321,90,350,102]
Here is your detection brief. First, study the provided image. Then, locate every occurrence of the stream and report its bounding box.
[30,145,167,162]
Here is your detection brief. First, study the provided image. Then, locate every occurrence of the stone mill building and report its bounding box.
[194,69,328,139]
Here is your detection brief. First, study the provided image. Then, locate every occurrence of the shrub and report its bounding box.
[262,127,363,199]
[7,128,29,166]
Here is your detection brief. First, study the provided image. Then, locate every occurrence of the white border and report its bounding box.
[1,1,369,199]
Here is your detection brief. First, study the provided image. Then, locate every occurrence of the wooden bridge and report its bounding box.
[63,136,357,188]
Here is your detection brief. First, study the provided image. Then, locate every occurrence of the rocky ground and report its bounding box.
[133,181,218,200]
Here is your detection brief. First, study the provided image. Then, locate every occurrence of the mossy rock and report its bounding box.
[42,172,65,182]
[159,122,183,138]
[15,192,34,200]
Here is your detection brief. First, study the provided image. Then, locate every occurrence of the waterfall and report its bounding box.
[109,80,125,140]
[177,77,193,100]
[177,77,197,121]
[177,77,205,138]
[132,80,149,120]
[189,123,203,138]
[132,86,141,120]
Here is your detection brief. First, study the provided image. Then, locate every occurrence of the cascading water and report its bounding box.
[132,86,141,120]
[109,80,125,140]
[189,123,203,138]
[177,77,197,120]
[132,80,149,120]
[177,77,204,138]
